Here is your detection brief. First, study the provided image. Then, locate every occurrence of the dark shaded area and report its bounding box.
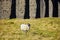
[10,0,16,19]
[0,0,1,1]
[24,0,30,19]
[35,0,40,18]
[45,0,49,17]
[52,0,58,17]
[58,0,60,2]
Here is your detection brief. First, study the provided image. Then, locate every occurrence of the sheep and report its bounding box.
[20,23,30,33]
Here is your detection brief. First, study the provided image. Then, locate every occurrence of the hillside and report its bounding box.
[0,18,60,40]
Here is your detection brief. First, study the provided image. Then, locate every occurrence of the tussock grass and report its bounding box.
[0,17,60,40]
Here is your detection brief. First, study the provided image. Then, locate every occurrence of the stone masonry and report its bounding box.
[29,0,36,18]
[49,0,53,17]
[0,0,11,19]
[58,1,60,17]
[40,0,45,18]
[16,0,25,18]
[0,0,60,19]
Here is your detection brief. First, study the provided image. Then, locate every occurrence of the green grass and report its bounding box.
[0,17,60,40]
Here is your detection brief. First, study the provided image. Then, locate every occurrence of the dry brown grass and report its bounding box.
[0,17,60,40]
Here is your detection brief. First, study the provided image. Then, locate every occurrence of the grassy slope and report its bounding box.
[0,18,60,40]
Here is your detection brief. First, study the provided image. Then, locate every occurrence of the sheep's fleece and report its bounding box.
[20,24,30,31]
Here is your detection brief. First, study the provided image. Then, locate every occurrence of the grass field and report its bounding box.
[0,17,60,40]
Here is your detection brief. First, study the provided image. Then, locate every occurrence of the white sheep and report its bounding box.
[20,23,30,33]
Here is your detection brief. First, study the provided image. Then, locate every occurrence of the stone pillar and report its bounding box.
[58,2,60,17]
[49,0,53,17]
[0,0,11,19]
[0,1,2,18]
[40,0,45,18]
[29,0,36,18]
[16,0,25,18]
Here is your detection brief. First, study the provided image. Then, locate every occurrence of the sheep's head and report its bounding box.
[27,23,30,27]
